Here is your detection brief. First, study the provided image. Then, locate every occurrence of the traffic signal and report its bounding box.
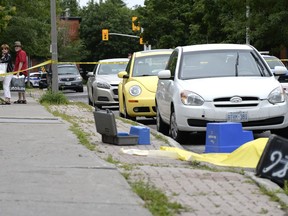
[102,29,109,41]
[140,35,144,45]
[132,17,140,32]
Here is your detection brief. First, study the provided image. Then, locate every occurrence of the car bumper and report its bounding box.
[174,100,288,132]
[126,95,156,117]
[94,86,119,106]
[59,81,83,91]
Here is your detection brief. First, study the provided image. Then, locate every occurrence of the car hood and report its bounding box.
[97,75,121,85]
[131,76,158,92]
[178,77,281,100]
[58,74,79,78]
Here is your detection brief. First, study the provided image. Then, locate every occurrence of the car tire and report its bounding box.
[271,127,288,139]
[95,105,102,109]
[156,105,169,135]
[123,97,136,121]
[88,97,93,106]
[76,87,84,92]
[169,109,189,143]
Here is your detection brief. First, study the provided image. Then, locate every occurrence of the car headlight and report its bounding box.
[129,85,142,96]
[76,76,83,81]
[97,81,110,89]
[268,86,285,104]
[180,90,204,106]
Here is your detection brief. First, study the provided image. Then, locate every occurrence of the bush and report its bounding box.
[39,90,69,105]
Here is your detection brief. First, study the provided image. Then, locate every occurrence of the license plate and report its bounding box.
[65,82,71,85]
[227,111,248,122]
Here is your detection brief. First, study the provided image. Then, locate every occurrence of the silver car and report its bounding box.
[87,58,129,109]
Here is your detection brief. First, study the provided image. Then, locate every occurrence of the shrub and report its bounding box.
[39,90,69,105]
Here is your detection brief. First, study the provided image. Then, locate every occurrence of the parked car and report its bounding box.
[87,58,129,108]
[118,49,173,121]
[156,44,288,143]
[25,71,42,87]
[261,54,288,93]
[47,64,83,92]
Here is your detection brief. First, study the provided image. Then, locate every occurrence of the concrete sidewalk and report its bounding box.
[0,94,151,216]
[1,91,288,216]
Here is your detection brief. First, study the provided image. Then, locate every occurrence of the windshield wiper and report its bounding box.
[235,52,239,76]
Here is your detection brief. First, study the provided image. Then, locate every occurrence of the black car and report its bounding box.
[39,73,48,89]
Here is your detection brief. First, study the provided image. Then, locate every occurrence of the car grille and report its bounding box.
[113,89,118,95]
[213,97,259,107]
[60,77,75,82]
[133,107,155,113]
[187,116,284,128]
[98,96,109,101]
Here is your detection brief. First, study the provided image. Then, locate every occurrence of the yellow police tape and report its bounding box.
[0,60,128,77]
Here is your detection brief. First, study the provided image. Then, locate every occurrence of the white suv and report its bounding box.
[156,44,288,143]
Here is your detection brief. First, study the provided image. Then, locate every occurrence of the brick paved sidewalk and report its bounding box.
[47,102,288,216]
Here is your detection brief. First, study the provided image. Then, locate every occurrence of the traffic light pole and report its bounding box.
[109,33,139,38]
[108,33,150,50]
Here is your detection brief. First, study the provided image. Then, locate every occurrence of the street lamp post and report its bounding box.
[50,0,58,92]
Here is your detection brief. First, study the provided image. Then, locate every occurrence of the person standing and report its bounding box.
[13,41,28,104]
[0,44,14,105]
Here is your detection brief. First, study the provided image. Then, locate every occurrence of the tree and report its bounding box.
[0,0,51,58]
[60,0,81,16]
[79,0,143,62]
[137,0,288,55]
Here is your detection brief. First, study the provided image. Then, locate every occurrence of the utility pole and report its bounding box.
[50,0,58,92]
[246,1,250,44]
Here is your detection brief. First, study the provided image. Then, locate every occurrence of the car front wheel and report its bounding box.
[169,109,189,143]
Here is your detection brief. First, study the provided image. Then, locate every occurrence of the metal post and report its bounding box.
[246,2,250,44]
[50,0,58,92]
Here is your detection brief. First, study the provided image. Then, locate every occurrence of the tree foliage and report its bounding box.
[0,0,287,64]
[79,0,143,62]
[0,0,51,58]
[137,0,288,55]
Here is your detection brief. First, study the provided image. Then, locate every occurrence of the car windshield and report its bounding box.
[179,50,271,80]
[97,62,128,75]
[263,56,285,69]
[132,54,170,77]
[58,66,79,75]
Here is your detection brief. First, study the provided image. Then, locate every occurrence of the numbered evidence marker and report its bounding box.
[256,134,288,187]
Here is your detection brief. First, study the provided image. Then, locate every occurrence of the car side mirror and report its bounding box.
[273,66,287,76]
[158,70,171,79]
[118,71,129,79]
[87,72,94,77]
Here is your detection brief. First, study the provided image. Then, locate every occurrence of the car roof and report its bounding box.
[57,64,77,67]
[179,44,254,52]
[134,49,173,57]
[99,58,129,62]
